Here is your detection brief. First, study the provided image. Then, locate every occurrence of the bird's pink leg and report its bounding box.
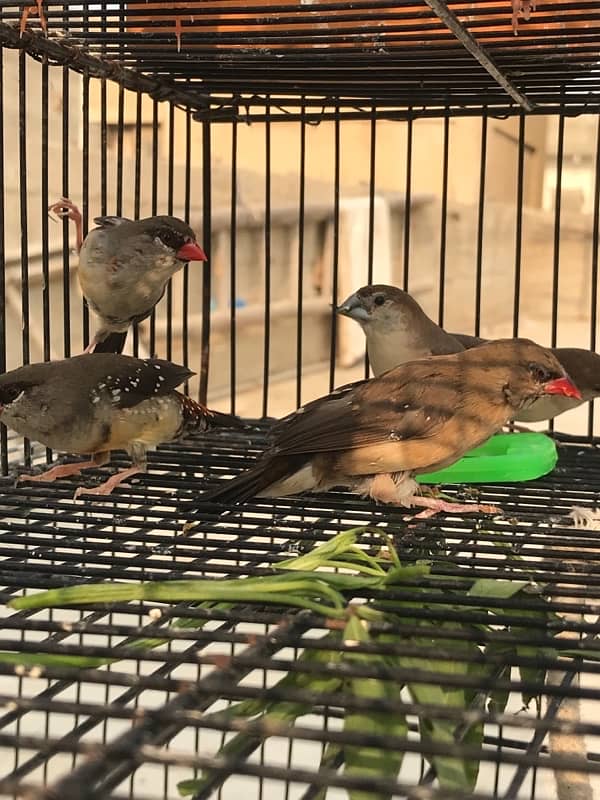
[73,466,143,499]
[409,495,501,519]
[82,339,98,354]
[48,197,84,252]
[367,473,501,518]
[17,459,98,484]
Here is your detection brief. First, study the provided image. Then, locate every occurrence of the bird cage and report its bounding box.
[1,2,600,799]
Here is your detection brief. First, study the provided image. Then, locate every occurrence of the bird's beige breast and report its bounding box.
[104,397,182,451]
[366,329,430,376]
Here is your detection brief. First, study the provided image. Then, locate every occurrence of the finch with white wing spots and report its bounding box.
[0,354,240,498]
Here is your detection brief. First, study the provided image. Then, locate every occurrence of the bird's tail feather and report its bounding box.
[200,453,308,506]
[178,394,247,432]
[92,331,128,355]
[206,408,248,431]
[201,460,278,505]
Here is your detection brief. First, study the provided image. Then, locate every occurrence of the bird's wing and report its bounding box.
[268,377,369,440]
[93,215,133,228]
[451,332,488,349]
[271,367,455,456]
[91,358,195,410]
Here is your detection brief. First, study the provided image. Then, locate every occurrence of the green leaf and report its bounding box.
[482,643,515,716]
[401,635,484,792]
[177,779,201,796]
[0,651,108,669]
[517,645,556,710]
[562,647,600,662]
[177,642,345,797]
[468,579,529,599]
[341,617,407,800]
[487,666,510,715]
[311,744,343,800]
[344,676,407,800]
[382,564,431,586]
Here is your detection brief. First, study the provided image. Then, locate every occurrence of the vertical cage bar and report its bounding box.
[166,103,175,362]
[61,66,71,357]
[474,113,487,337]
[438,113,449,327]
[402,114,413,291]
[512,115,526,338]
[229,119,238,414]
[132,91,143,357]
[328,111,341,394]
[40,63,50,363]
[41,60,52,465]
[366,108,377,286]
[365,107,377,379]
[182,110,192,394]
[149,98,159,357]
[0,48,6,475]
[81,74,90,351]
[199,119,212,406]
[262,106,272,418]
[18,52,30,466]
[551,115,565,349]
[134,93,143,219]
[99,0,113,761]
[100,79,107,216]
[151,99,159,215]
[588,119,600,438]
[115,84,125,217]
[295,107,306,411]
[548,114,565,436]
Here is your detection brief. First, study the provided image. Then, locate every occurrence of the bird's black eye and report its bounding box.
[158,229,183,250]
[373,294,386,306]
[528,363,552,383]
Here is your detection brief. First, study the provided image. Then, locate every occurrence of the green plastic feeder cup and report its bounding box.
[415,432,558,485]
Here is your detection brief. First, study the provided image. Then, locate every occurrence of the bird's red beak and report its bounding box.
[543,376,582,400]
[176,241,208,262]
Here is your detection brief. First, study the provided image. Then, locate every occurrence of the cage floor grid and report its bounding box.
[1,424,600,800]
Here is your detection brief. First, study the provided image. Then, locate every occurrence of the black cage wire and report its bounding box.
[1,1,600,799]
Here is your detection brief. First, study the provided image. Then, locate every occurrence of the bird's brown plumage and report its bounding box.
[337,284,593,423]
[203,339,575,507]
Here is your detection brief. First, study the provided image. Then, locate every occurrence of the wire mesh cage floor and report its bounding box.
[1,425,600,799]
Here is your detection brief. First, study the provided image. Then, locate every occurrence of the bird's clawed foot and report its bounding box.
[366,473,501,518]
[48,197,81,224]
[410,495,502,519]
[73,466,142,499]
[48,197,83,252]
[16,459,96,485]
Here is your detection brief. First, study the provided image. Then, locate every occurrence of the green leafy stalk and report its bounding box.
[177,644,344,797]
[342,614,407,800]
[9,574,349,616]
[400,632,484,792]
